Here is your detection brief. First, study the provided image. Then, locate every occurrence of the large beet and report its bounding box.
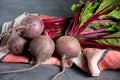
[29,35,55,62]
[56,36,81,59]
[52,36,81,80]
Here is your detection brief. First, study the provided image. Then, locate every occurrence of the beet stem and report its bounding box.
[0,26,24,41]
[0,45,8,51]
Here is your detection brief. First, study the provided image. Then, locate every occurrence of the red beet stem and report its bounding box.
[80,41,120,50]
[80,28,106,35]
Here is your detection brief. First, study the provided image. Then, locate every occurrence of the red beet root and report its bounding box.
[52,36,81,80]
[20,15,44,38]
[8,36,28,55]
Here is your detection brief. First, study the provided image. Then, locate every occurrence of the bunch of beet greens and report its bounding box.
[64,0,120,50]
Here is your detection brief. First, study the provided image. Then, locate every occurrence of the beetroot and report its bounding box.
[0,15,44,47]
[8,36,29,55]
[52,36,81,80]
[0,15,44,56]
[56,36,81,59]
[20,15,44,38]
[29,35,55,62]
[0,35,55,74]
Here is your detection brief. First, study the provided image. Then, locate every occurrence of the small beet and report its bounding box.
[8,36,28,55]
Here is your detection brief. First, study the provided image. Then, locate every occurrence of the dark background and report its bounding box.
[0,0,120,80]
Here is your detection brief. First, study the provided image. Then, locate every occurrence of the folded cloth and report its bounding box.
[0,49,30,63]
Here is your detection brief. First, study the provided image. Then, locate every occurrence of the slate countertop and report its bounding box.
[0,0,120,80]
